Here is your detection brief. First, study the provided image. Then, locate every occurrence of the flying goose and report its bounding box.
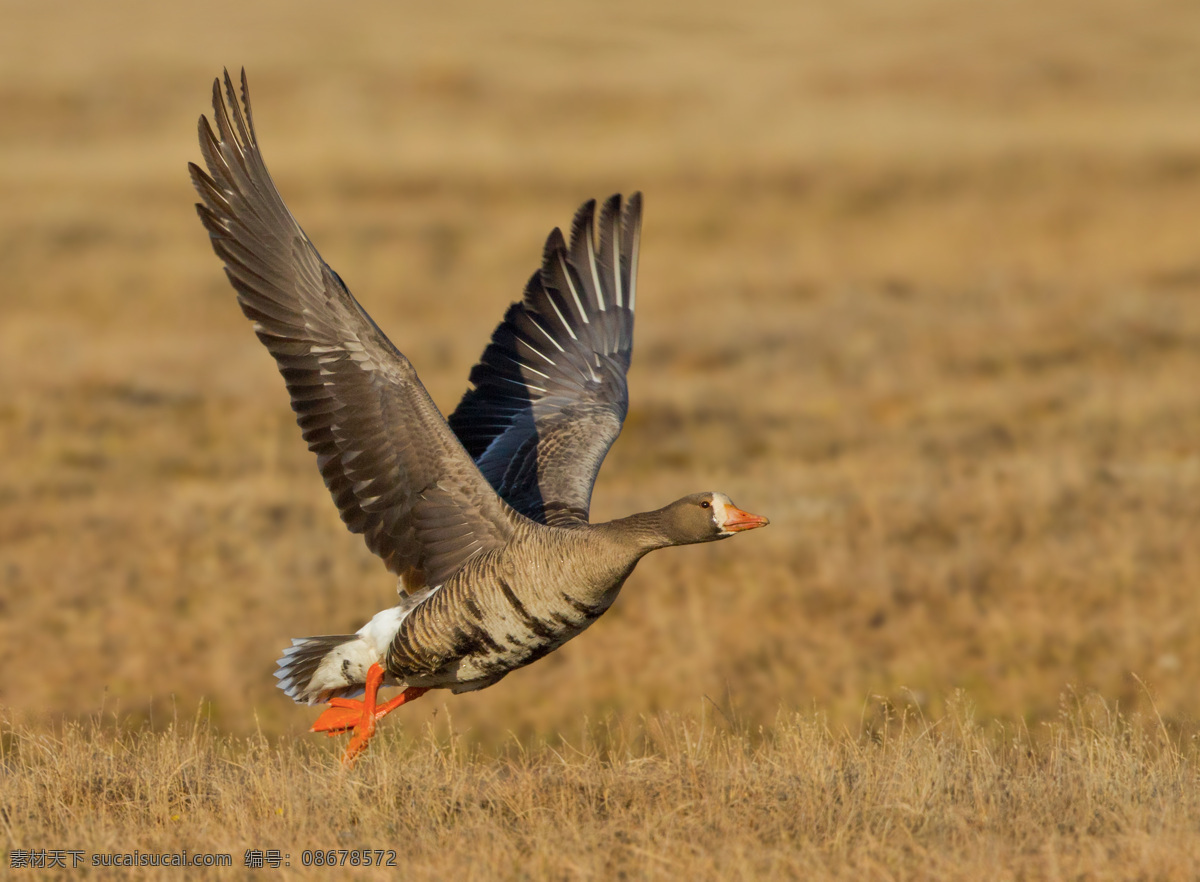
[189,70,768,765]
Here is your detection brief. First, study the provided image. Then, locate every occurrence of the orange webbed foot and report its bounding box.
[307,664,429,767]
[309,699,366,736]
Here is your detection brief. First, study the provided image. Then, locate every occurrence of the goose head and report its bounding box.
[658,492,769,545]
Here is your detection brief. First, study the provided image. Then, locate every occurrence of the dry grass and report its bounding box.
[3,0,1200,876]
[5,696,1199,880]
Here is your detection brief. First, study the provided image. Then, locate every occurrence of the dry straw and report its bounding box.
[3,692,1198,879]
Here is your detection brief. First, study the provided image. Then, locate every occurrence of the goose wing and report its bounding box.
[448,194,641,526]
[189,69,514,590]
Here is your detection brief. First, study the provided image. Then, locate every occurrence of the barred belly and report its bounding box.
[386,563,626,690]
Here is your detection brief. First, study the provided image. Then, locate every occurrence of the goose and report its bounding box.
[189,70,768,766]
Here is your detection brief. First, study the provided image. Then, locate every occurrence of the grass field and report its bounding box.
[4,696,1198,879]
[3,0,1200,877]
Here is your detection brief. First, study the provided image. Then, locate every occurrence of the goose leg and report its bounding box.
[309,663,428,766]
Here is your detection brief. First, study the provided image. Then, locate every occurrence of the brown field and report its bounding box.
[3,0,1200,877]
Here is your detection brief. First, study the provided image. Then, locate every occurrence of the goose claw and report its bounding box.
[309,701,365,735]
[307,664,429,766]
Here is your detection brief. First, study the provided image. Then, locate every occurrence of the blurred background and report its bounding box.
[2,0,1199,745]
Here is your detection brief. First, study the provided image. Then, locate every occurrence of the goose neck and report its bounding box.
[596,509,675,555]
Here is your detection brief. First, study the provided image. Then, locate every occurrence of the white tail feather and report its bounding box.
[274,604,415,705]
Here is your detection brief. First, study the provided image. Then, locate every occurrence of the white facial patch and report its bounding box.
[711,492,735,535]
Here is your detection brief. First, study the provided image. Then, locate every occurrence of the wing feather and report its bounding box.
[448,194,642,526]
[190,69,515,589]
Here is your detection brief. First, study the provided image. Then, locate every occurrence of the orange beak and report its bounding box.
[723,506,769,532]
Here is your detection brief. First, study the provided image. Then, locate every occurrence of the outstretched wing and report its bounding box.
[448,194,641,526]
[189,69,514,590]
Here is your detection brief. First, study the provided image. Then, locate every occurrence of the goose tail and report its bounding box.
[274,635,365,705]
[275,603,415,705]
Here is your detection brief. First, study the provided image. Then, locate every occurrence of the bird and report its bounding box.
[189,69,768,766]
